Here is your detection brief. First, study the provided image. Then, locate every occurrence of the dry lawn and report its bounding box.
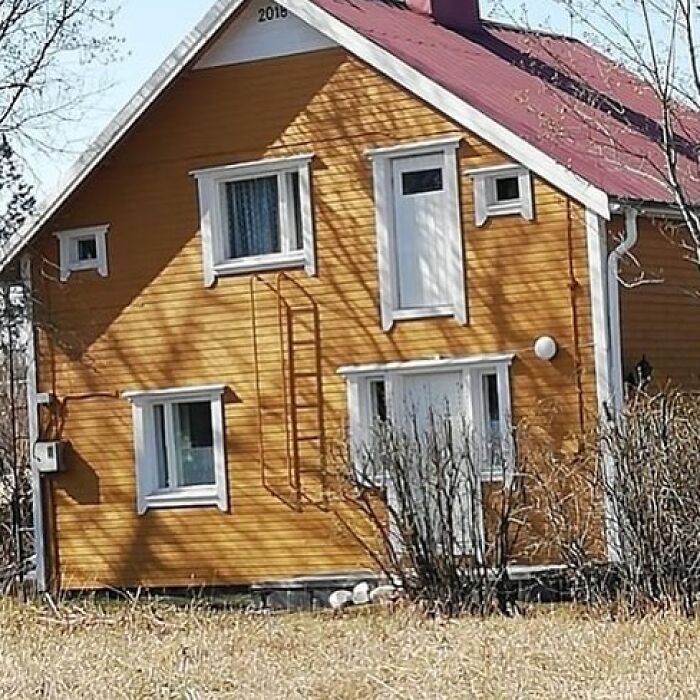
[1,599,699,699]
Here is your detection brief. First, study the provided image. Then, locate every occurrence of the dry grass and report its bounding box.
[1,600,699,699]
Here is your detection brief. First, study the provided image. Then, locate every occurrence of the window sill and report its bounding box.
[392,306,455,322]
[213,251,306,277]
[484,203,525,218]
[140,486,226,513]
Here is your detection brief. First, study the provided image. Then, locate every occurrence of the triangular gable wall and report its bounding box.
[196,0,336,68]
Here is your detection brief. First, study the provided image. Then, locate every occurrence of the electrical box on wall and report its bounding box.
[33,441,65,474]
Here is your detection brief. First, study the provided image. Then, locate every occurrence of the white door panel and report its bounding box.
[391,154,450,309]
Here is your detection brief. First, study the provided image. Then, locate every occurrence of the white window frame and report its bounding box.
[123,384,228,514]
[339,353,514,482]
[468,164,534,227]
[191,154,315,286]
[367,136,467,331]
[54,225,109,282]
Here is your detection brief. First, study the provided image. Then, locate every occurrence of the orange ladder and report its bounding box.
[250,272,326,510]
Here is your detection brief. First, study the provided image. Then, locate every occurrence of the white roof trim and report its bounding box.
[0,0,610,273]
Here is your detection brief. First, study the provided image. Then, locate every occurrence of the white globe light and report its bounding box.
[534,335,558,361]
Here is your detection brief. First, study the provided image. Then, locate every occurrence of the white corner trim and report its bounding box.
[338,352,515,377]
[123,384,227,402]
[370,137,465,331]
[54,225,110,282]
[366,134,462,159]
[21,254,47,593]
[278,0,610,220]
[193,153,316,287]
[585,209,612,415]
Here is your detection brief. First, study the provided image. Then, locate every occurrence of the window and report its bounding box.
[54,225,109,282]
[123,385,228,514]
[468,164,534,227]
[340,354,514,482]
[192,154,315,286]
[368,136,467,331]
[341,354,514,554]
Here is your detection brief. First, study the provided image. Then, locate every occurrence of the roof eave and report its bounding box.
[0,0,613,275]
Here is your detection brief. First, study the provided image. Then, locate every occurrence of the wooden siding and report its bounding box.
[30,47,597,589]
[620,215,700,389]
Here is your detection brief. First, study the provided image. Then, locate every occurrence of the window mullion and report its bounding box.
[278,171,291,254]
[164,402,179,489]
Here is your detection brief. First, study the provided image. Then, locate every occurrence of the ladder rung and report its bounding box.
[292,340,316,347]
[287,306,315,313]
[295,403,319,409]
[298,435,320,442]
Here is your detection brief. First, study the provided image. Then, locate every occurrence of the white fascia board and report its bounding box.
[1,0,612,275]
[338,352,515,376]
[0,0,248,273]
[277,0,610,220]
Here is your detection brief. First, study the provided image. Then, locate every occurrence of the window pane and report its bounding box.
[290,171,304,251]
[76,237,97,262]
[495,176,520,202]
[402,168,443,195]
[482,373,502,464]
[225,176,280,258]
[173,401,215,487]
[369,379,387,425]
[154,404,170,490]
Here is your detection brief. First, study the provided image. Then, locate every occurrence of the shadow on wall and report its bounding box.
[34,49,590,588]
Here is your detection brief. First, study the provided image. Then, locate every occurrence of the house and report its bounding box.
[2,0,699,593]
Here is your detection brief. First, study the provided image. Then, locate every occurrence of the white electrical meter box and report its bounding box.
[33,441,65,474]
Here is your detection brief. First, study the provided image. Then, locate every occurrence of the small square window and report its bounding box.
[55,225,109,282]
[469,165,534,227]
[124,385,228,514]
[192,155,315,285]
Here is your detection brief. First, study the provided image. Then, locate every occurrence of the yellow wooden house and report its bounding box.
[2,0,699,593]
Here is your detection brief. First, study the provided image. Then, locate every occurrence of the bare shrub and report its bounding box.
[332,409,529,616]
[601,390,700,615]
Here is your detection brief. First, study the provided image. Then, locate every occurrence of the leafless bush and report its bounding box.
[600,391,700,615]
[332,409,529,616]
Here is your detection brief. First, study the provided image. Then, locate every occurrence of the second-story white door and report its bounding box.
[391,153,451,310]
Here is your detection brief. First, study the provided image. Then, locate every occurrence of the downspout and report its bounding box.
[607,207,639,413]
[601,206,638,563]
[20,254,47,592]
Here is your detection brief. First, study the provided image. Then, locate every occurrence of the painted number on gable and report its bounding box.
[258,4,288,22]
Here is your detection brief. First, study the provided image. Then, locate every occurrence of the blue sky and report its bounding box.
[30,0,590,195]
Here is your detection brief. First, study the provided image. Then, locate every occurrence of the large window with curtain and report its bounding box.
[192,154,315,286]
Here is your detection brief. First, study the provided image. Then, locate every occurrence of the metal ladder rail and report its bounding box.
[250,275,295,507]
[275,273,326,509]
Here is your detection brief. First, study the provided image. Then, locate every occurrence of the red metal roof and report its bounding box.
[312,0,700,204]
